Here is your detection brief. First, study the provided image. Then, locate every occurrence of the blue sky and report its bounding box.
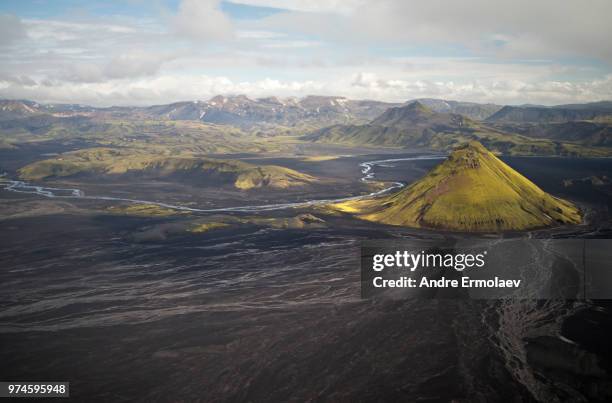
[0,0,611,106]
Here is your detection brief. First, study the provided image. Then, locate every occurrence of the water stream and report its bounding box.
[1,155,445,213]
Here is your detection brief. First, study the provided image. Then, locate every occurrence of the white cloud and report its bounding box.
[0,14,28,47]
[54,51,173,83]
[171,0,233,41]
[0,73,36,86]
[0,18,177,84]
[0,1,610,106]
[104,52,173,79]
[236,30,285,39]
[345,72,612,105]
[2,70,611,107]
[261,40,320,49]
[260,0,612,63]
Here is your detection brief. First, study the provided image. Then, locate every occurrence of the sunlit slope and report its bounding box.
[333,141,581,231]
[19,148,316,190]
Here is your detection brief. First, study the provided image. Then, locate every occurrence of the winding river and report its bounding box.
[0,155,444,213]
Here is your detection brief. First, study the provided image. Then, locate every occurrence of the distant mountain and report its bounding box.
[5,96,612,126]
[332,141,581,232]
[141,95,397,128]
[486,101,612,123]
[304,101,478,147]
[493,121,612,147]
[0,100,45,120]
[0,99,95,120]
[371,101,474,128]
[303,101,612,156]
[303,101,508,151]
[409,98,502,120]
[0,96,398,129]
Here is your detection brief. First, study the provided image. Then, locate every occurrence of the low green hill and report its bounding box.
[332,141,581,232]
[19,148,316,190]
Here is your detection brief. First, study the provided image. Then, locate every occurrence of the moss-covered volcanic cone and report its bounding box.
[334,141,581,232]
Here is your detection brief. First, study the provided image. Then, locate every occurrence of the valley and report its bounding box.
[2,95,612,402]
[2,146,611,401]
[2,96,611,237]
[3,1,612,401]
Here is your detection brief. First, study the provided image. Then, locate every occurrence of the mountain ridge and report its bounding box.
[407,98,503,120]
[0,96,400,128]
[3,97,611,126]
[486,101,612,123]
[302,101,612,156]
[18,148,317,190]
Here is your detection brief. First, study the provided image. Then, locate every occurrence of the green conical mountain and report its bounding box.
[333,141,581,232]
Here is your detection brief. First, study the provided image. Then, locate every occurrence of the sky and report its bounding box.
[0,0,611,107]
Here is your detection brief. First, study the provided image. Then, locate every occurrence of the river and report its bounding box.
[0,155,445,212]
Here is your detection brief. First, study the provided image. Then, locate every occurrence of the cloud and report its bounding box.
[345,72,612,105]
[53,52,174,83]
[0,14,28,47]
[104,52,172,79]
[0,73,36,86]
[228,0,365,15]
[260,0,612,63]
[0,1,609,106]
[2,70,611,107]
[172,0,233,41]
[0,18,176,84]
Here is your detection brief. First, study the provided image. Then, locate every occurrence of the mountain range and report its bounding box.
[302,101,611,156]
[2,96,611,126]
[0,96,397,129]
[409,98,502,120]
[2,96,612,156]
[303,101,483,148]
[492,120,612,147]
[486,101,612,123]
[0,96,508,125]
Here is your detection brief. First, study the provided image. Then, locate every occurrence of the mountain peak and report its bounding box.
[332,141,581,232]
[404,100,429,111]
[457,140,488,151]
[370,101,435,126]
[445,141,490,169]
[207,94,251,104]
[394,100,433,115]
[208,95,227,104]
[257,96,282,105]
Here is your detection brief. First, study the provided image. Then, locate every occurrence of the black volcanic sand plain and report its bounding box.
[2,145,612,401]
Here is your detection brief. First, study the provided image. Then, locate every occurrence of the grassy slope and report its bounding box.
[186,214,326,233]
[107,204,186,217]
[333,141,581,232]
[18,147,316,190]
[0,117,299,155]
[307,122,612,157]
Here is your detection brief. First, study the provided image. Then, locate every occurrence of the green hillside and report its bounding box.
[332,141,581,232]
[303,101,611,156]
[18,148,316,190]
